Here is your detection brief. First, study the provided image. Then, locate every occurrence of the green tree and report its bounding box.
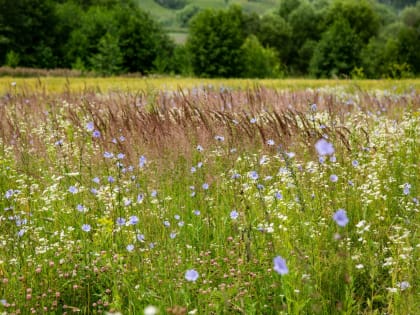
[278,0,301,19]
[256,14,292,67]
[115,5,174,74]
[62,2,172,74]
[5,51,20,68]
[326,0,380,44]
[90,32,123,75]
[187,6,246,77]
[64,6,116,70]
[287,0,325,73]
[54,1,84,68]
[240,35,281,78]
[163,44,192,76]
[0,0,58,67]
[310,19,361,77]
[309,0,381,78]
[362,3,420,77]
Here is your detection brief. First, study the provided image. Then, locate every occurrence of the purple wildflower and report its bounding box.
[5,189,14,199]
[330,174,338,182]
[68,186,78,194]
[230,210,239,220]
[249,171,259,180]
[403,183,411,195]
[315,139,335,156]
[139,155,147,168]
[82,224,91,232]
[126,244,134,252]
[333,209,349,227]
[128,215,139,225]
[185,269,199,282]
[273,256,289,275]
[116,217,126,226]
[86,122,94,132]
[104,152,113,159]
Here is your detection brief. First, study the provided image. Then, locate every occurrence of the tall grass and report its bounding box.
[0,83,419,314]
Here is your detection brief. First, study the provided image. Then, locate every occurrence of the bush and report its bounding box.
[310,19,361,78]
[187,6,246,77]
[240,35,282,78]
[5,51,20,68]
[89,32,123,75]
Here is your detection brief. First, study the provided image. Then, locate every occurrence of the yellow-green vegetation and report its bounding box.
[2,77,420,94]
[0,81,419,314]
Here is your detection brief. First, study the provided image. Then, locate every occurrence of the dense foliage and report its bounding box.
[0,0,174,74]
[0,0,419,77]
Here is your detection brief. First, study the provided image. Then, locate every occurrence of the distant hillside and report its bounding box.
[136,0,280,43]
[138,0,418,43]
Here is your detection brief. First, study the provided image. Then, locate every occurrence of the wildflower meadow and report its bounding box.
[0,80,419,314]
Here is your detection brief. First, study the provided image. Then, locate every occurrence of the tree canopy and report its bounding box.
[0,0,174,74]
[1,0,419,78]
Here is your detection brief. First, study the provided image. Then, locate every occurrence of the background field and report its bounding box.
[2,77,420,94]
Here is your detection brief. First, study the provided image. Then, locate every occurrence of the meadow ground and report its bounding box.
[0,78,419,314]
[1,77,420,94]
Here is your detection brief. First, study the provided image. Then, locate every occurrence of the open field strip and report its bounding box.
[1,77,420,94]
[0,80,419,314]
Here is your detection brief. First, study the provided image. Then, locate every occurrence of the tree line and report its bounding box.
[0,0,419,78]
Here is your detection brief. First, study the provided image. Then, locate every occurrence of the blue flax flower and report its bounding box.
[273,256,288,275]
[185,269,199,282]
[82,224,91,232]
[333,209,349,227]
[315,139,334,156]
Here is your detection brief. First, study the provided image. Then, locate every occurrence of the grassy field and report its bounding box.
[0,78,419,314]
[2,77,420,94]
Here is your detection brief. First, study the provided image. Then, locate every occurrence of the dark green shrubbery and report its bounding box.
[0,0,176,75]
